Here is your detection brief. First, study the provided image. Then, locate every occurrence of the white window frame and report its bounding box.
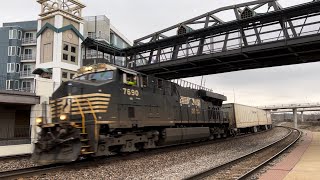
[7,63,15,73]
[6,80,13,90]
[9,29,17,39]
[8,46,16,56]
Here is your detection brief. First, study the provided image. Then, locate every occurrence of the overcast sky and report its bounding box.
[1,0,319,106]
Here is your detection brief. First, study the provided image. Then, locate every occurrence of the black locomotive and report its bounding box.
[33,64,230,164]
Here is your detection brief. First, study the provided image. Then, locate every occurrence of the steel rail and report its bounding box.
[0,163,67,179]
[237,126,302,180]
[184,126,300,180]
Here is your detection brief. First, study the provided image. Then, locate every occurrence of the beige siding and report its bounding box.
[63,18,79,29]
[42,17,55,26]
[40,29,54,63]
[222,103,271,128]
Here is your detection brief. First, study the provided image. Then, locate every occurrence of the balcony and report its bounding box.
[22,38,36,45]
[21,54,36,62]
[20,71,35,78]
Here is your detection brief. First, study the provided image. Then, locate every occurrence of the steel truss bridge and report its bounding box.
[83,0,320,79]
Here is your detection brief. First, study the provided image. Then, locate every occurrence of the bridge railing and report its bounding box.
[129,8,320,67]
[259,103,320,109]
[171,79,213,92]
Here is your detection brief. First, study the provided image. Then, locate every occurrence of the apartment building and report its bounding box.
[0,16,131,92]
[0,21,37,92]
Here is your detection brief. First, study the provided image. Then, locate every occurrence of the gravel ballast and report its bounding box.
[0,156,36,172]
[25,127,289,180]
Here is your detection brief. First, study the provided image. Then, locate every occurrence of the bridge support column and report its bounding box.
[301,111,304,122]
[293,108,298,129]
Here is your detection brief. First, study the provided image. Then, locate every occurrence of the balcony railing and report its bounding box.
[19,87,35,93]
[22,38,36,44]
[20,71,35,78]
[86,32,110,42]
[21,54,36,60]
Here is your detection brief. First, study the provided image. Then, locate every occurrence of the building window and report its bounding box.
[70,56,76,62]
[71,46,76,53]
[6,80,14,90]
[22,64,32,76]
[9,29,17,39]
[62,72,68,79]
[24,48,32,55]
[8,46,16,56]
[6,80,18,90]
[16,63,20,73]
[25,32,34,39]
[18,30,22,40]
[14,80,19,90]
[63,54,68,60]
[22,81,32,91]
[7,63,15,73]
[17,47,21,57]
[63,44,69,51]
[62,43,78,64]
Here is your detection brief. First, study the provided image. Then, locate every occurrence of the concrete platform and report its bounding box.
[259,131,320,180]
[0,144,32,157]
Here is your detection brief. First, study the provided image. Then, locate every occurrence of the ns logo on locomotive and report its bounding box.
[32,63,271,165]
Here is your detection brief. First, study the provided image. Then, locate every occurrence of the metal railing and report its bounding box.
[259,103,320,110]
[128,9,320,67]
[20,71,35,78]
[22,38,36,44]
[171,79,213,92]
[21,54,36,60]
[85,32,110,42]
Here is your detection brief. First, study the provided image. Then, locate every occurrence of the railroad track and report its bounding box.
[0,128,275,179]
[185,126,301,180]
[0,162,70,179]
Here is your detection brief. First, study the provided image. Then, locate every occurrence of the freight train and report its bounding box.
[33,63,272,164]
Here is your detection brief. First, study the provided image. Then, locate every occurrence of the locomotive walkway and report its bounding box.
[259,131,320,180]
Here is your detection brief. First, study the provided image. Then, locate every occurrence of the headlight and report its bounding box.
[36,117,43,124]
[60,114,68,121]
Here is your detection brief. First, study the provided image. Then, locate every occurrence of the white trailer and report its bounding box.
[222,103,272,133]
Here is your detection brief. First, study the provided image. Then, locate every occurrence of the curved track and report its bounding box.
[185,126,301,180]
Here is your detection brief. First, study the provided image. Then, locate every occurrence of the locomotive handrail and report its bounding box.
[86,99,98,123]
[74,97,86,134]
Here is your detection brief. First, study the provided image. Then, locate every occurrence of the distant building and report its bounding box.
[82,15,132,66]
